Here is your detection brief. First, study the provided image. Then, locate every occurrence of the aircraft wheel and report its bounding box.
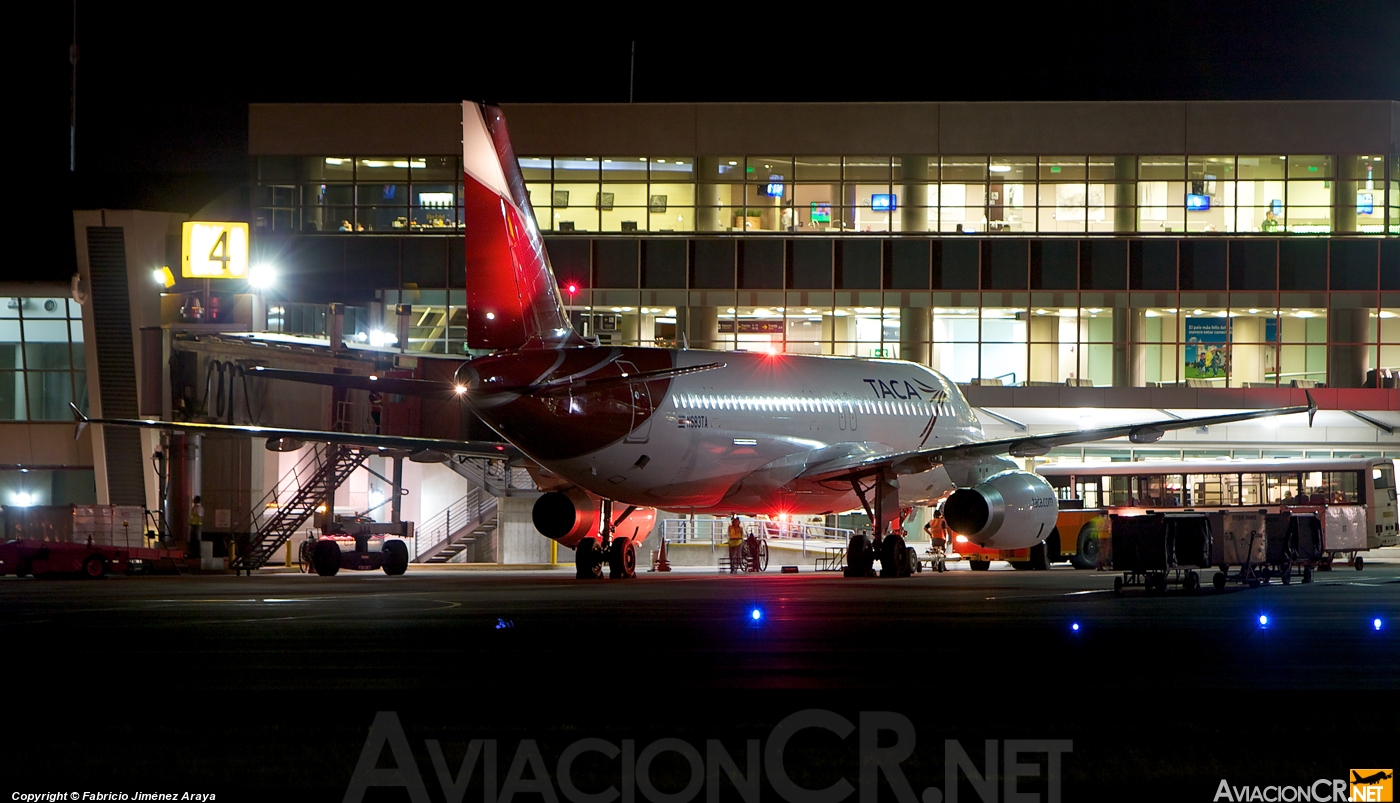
[1183,570,1199,594]
[1213,572,1227,592]
[381,540,409,576]
[575,536,603,580]
[608,538,636,579]
[1302,566,1313,583]
[1070,524,1100,570]
[1354,555,1364,571]
[312,540,341,576]
[907,547,921,573]
[881,534,909,577]
[1113,576,1123,595]
[83,555,107,579]
[969,560,990,572]
[843,535,872,578]
[1011,559,1034,571]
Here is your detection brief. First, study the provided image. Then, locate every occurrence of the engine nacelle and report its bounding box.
[531,489,660,549]
[942,470,1058,550]
[532,488,600,548]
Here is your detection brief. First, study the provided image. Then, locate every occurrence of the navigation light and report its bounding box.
[751,608,762,621]
[1258,614,1269,627]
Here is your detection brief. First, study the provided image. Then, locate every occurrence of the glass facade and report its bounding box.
[0,297,87,421]
[257,154,1396,236]
[262,232,1400,388]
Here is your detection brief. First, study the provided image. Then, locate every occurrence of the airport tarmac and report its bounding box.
[3,554,1397,801]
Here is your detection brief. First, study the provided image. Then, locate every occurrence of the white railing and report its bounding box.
[413,486,496,561]
[660,517,853,557]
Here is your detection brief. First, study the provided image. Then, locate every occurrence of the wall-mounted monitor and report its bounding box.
[1357,192,1374,215]
[553,190,570,208]
[1186,194,1211,211]
[871,194,897,212]
[595,192,614,211]
[649,194,667,213]
[764,183,784,198]
[810,203,831,224]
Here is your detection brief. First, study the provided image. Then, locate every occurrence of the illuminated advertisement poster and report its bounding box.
[1185,317,1231,378]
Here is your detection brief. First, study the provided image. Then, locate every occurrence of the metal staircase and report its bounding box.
[449,455,541,498]
[230,444,369,571]
[414,486,499,563]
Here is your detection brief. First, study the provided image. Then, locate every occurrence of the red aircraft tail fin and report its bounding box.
[462,103,579,350]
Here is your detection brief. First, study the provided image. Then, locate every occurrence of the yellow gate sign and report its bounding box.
[181,221,249,278]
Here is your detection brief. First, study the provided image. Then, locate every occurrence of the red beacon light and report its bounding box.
[565,283,579,296]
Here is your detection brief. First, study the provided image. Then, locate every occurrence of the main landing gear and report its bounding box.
[843,471,919,578]
[575,501,639,580]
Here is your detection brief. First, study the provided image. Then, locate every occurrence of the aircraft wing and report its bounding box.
[796,395,1317,483]
[70,404,520,460]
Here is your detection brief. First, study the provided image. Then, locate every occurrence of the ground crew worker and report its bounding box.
[189,495,204,558]
[727,516,744,573]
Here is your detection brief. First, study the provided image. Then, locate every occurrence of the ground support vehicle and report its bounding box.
[0,505,181,578]
[1107,512,1211,595]
[300,518,414,576]
[948,507,1108,571]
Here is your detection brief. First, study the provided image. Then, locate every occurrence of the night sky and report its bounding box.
[14,1,1400,281]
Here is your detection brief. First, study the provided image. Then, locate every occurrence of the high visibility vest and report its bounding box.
[727,523,743,545]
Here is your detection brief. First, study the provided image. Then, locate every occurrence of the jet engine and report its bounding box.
[942,470,1058,550]
[532,488,600,548]
[531,488,659,549]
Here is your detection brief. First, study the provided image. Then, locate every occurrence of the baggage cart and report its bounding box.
[1108,513,1210,595]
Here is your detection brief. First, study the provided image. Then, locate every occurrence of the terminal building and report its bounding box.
[4,99,1399,568]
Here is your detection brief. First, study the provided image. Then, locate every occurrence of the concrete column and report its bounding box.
[901,156,931,233]
[1114,157,1137,233]
[1335,156,1359,234]
[1112,309,1146,387]
[842,183,859,232]
[686,306,720,350]
[1327,308,1371,388]
[1231,316,1265,387]
[1028,314,1059,383]
[900,307,929,365]
[697,183,723,232]
[618,313,640,347]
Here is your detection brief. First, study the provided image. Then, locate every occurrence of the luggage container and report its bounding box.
[1263,511,1323,584]
[1108,513,1210,595]
[1212,510,1270,589]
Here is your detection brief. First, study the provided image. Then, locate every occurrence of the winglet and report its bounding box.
[1305,390,1317,427]
[69,401,89,440]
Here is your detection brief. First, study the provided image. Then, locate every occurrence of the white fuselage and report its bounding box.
[539,350,1003,517]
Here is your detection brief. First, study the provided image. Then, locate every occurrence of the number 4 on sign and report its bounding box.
[208,230,231,272]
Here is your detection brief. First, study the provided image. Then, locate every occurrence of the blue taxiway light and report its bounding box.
[751,609,762,621]
[1071,623,1080,632]
[1258,615,1269,627]
[1375,618,1383,631]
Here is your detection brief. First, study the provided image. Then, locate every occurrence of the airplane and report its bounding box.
[77,102,1318,580]
[1353,771,1393,785]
